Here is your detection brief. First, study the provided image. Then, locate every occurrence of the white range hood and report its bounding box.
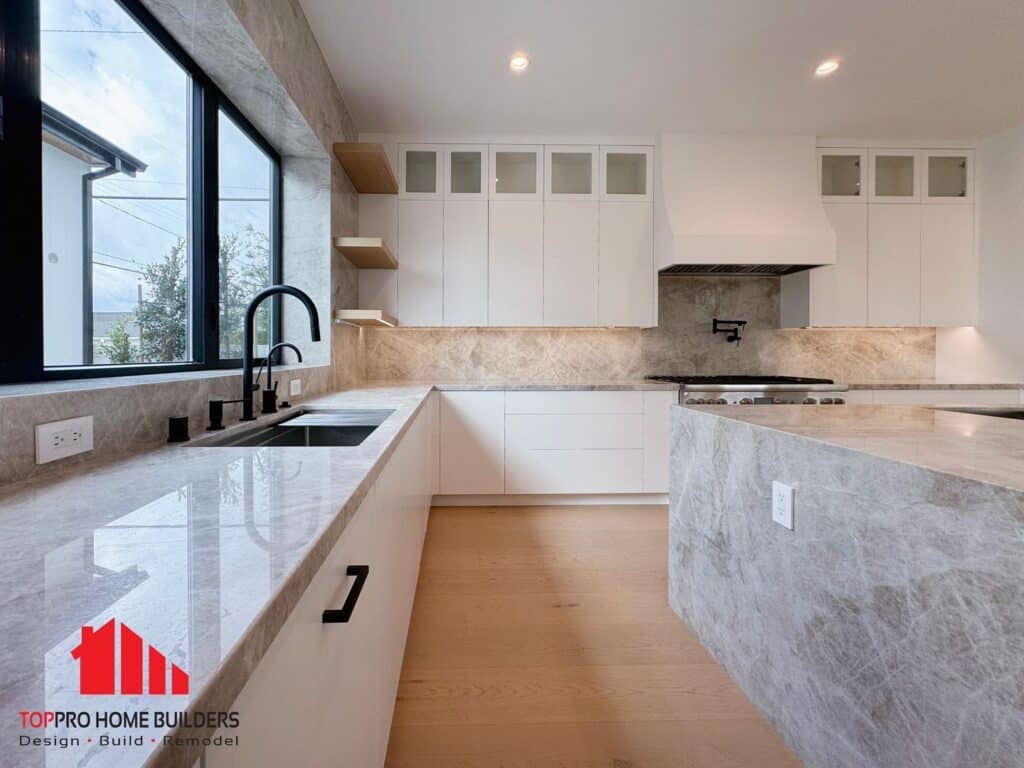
[655,134,836,274]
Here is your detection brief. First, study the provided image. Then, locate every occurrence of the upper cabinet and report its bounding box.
[490,145,543,200]
[444,145,488,200]
[868,149,920,203]
[924,150,973,204]
[545,145,598,200]
[600,146,653,202]
[399,144,443,200]
[818,149,867,203]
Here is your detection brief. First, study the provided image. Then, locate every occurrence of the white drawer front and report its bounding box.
[506,414,642,450]
[506,448,643,494]
[505,390,643,414]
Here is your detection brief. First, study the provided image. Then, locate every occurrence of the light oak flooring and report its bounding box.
[386,505,802,768]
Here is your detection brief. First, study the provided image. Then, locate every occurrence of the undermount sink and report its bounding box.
[197,409,394,447]
[934,406,1024,420]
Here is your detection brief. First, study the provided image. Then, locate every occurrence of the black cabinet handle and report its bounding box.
[322,565,369,623]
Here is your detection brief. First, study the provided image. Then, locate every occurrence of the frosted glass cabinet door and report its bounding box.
[444,145,488,200]
[818,149,867,203]
[924,150,973,204]
[399,144,443,200]
[600,146,654,202]
[489,145,543,200]
[545,145,598,200]
[869,149,921,203]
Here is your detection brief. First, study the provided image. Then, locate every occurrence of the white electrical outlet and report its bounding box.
[289,379,301,397]
[771,481,795,530]
[36,415,94,464]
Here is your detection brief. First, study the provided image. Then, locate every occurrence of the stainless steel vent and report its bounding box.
[659,264,814,277]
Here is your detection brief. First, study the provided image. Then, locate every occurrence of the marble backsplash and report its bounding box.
[365,277,936,382]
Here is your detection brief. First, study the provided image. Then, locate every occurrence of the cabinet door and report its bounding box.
[398,200,443,325]
[817,149,866,203]
[600,146,653,202]
[399,144,443,200]
[921,204,977,326]
[545,145,598,200]
[358,195,398,316]
[868,203,921,326]
[809,204,868,326]
[642,390,677,493]
[543,200,598,326]
[439,391,505,494]
[443,200,488,325]
[599,202,654,326]
[444,145,488,200]
[490,145,542,200]
[868,149,921,203]
[488,201,543,325]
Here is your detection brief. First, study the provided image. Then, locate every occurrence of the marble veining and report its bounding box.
[0,384,433,768]
[669,405,1024,768]
[847,380,1023,390]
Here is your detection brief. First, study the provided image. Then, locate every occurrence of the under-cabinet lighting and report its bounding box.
[814,59,840,77]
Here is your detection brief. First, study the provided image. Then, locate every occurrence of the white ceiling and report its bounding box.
[297,0,1024,139]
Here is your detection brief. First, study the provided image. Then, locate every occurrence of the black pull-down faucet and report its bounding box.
[241,285,321,421]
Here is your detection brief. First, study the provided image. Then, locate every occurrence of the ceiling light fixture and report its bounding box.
[509,53,529,71]
[814,59,840,77]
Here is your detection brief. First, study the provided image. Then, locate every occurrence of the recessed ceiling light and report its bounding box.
[814,59,840,77]
[509,53,529,71]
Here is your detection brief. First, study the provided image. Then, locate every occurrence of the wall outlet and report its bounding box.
[771,481,795,530]
[289,379,301,397]
[36,415,94,464]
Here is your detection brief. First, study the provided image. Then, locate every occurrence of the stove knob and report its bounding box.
[820,398,834,405]
[834,397,845,405]
[773,397,785,405]
[713,398,728,405]
[803,397,817,405]
[739,398,754,405]
[685,398,700,405]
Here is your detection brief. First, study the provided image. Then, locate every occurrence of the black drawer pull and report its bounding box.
[322,565,369,623]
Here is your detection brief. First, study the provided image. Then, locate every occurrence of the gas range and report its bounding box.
[645,375,849,406]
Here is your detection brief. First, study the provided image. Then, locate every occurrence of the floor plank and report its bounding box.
[386,505,801,767]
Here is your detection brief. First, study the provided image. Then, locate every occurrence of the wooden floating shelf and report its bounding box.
[334,309,398,328]
[333,236,398,269]
[332,143,398,194]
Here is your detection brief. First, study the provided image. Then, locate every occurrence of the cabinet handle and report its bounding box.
[322,565,370,623]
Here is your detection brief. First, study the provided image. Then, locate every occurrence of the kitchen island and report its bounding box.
[669,404,1024,768]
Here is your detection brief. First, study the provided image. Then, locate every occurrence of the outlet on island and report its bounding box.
[771,481,794,530]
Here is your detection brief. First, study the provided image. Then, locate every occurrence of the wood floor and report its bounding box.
[386,505,801,768]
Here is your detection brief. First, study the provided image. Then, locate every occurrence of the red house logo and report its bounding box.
[70,619,189,696]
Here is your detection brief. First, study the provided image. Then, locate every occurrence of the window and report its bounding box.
[0,0,282,382]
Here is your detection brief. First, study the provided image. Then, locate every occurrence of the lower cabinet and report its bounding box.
[439,390,505,494]
[205,397,436,768]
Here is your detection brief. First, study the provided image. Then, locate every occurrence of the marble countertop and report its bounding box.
[0,383,434,768]
[428,379,677,391]
[684,403,1024,492]
[846,380,1023,390]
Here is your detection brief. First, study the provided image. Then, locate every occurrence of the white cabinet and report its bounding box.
[399,144,443,200]
[358,195,398,317]
[818,149,866,203]
[543,201,599,326]
[642,390,676,493]
[444,145,488,200]
[488,201,543,326]
[921,204,977,326]
[490,145,542,200]
[924,150,973,204]
[599,202,654,326]
[600,146,653,202]
[439,391,505,494]
[545,145,598,200]
[443,200,488,325]
[505,390,643,414]
[869,149,921,203]
[398,200,443,325]
[868,204,921,326]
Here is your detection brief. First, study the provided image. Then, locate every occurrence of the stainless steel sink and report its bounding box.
[196,409,394,447]
[934,406,1024,420]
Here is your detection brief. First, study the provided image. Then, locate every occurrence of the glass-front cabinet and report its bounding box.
[489,145,543,200]
[444,145,488,199]
[600,146,653,202]
[818,149,867,202]
[869,149,920,203]
[924,150,973,204]
[545,145,598,200]
[399,144,443,199]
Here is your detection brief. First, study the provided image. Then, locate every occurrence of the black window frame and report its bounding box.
[0,0,283,384]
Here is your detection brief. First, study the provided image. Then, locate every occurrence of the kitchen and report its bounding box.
[1,1,1023,767]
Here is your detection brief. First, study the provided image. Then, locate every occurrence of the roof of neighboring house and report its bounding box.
[41,103,147,177]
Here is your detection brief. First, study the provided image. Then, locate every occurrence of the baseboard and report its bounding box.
[431,493,669,507]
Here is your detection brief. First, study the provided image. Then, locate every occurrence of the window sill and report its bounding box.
[0,364,329,401]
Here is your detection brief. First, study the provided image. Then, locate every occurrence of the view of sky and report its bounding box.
[41,0,271,317]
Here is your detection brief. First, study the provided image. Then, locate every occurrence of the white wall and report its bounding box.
[42,143,87,366]
[935,122,1024,381]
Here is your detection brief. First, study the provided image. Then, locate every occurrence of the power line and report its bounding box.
[95,199,182,237]
[41,29,143,34]
[94,261,143,275]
